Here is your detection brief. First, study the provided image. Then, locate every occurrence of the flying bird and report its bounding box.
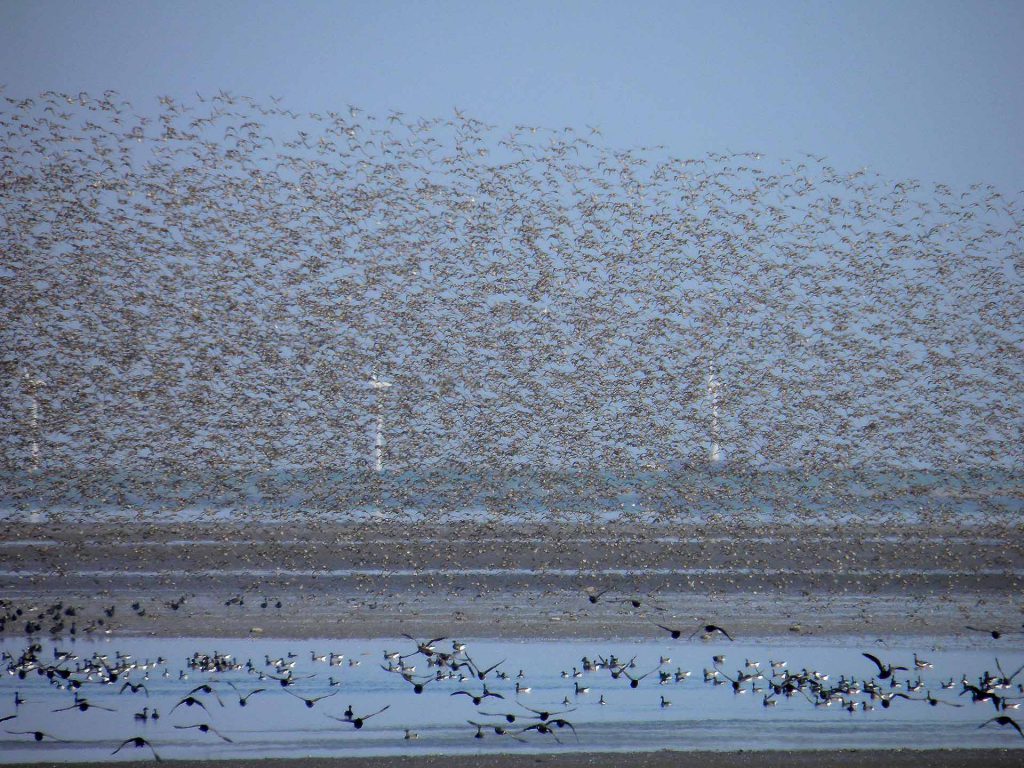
[862,653,908,680]
[112,736,161,760]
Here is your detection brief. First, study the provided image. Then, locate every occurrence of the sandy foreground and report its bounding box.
[2,523,1022,765]
[4,749,1024,768]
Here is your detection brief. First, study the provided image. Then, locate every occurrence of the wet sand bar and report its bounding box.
[1,521,1019,640]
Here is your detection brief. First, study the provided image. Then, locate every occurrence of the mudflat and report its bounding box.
[1,522,1022,764]
[0,521,1019,640]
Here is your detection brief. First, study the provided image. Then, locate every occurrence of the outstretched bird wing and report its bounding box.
[862,653,885,673]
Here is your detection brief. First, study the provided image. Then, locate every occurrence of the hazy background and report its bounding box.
[2,0,1022,192]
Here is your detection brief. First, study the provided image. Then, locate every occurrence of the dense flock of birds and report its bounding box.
[2,626,1023,761]
[1,89,1021,526]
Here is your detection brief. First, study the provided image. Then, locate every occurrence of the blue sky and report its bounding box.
[1,0,1022,190]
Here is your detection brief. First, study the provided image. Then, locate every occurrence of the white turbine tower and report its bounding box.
[707,360,723,464]
[23,371,45,473]
[368,375,392,472]
[23,371,45,523]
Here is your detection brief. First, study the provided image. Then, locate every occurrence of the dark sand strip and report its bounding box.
[2,522,1020,641]
[6,749,1024,768]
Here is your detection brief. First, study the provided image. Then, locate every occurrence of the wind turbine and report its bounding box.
[707,360,723,464]
[22,371,46,522]
[368,375,392,472]
[23,371,45,473]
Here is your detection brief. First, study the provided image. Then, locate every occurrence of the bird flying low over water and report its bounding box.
[995,658,1024,687]
[6,730,66,742]
[328,704,391,729]
[862,653,908,680]
[653,621,734,641]
[226,681,266,706]
[401,635,446,658]
[979,716,1023,738]
[112,736,161,760]
[169,695,210,715]
[174,723,233,742]
[451,685,504,705]
[186,684,224,706]
[464,654,507,680]
[52,698,115,713]
[519,703,578,722]
[286,688,340,708]
[623,666,661,689]
[381,666,434,694]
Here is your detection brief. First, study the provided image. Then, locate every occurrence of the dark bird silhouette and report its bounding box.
[468,719,521,738]
[623,666,661,689]
[517,721,562,742]
[518,703,577,721]
[169,695,211,715]
[175,723,233,742]
[7,730,65,742]
[995,658,1024,686]
[618,595,665,611]
[960,683,1003,711]
[464,654,507,680]
[480,710,519,723]
[689,623,734,641]
[112,736,161,760]
[965,626,1002,639]
[383,667,434,694]
[548,717,579,741]
[328,704,391,729]
[878,691,913,709]
[401,634,446,658]
[924,690,962,707]
[226,681,265,706]
[53,698,115,713]
[451,686,504,705]
[862,653,908,680]
[186,684,224,706]
[286,688,339,708]
[654,622,685,639]
[979,716,1023,738]
[111,737,160,761]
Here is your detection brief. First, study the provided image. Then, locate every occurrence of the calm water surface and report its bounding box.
[1,636,1022,762]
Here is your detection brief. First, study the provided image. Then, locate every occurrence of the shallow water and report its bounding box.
[1,636,1022,762]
